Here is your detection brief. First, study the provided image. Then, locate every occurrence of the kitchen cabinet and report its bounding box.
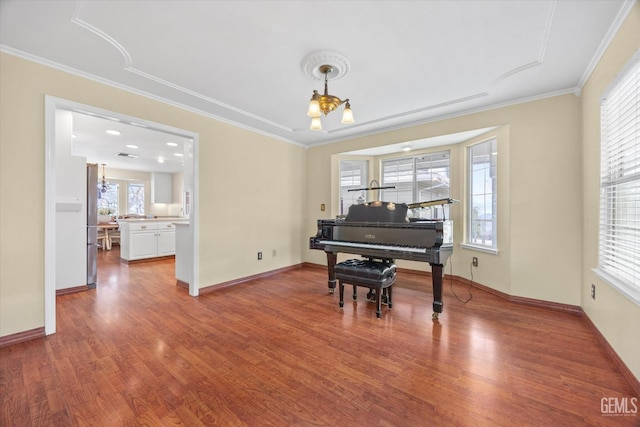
[156,226,177,256]
[120,221,179,261]
[151,172,172,204]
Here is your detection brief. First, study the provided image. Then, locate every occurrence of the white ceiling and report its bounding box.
[70,111,190,173]
[0,0,633,165]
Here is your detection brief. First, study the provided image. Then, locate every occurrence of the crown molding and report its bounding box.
[0,46,307,149]
[577,0,637,89]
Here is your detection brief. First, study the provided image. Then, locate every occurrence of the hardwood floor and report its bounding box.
[1,248,638,426]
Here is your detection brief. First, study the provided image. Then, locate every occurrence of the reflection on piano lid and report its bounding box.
[316,240,428,254]
[345,201,409,223]
[407,198,459,209]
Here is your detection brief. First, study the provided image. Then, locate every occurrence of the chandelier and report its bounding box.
[306,65,354,131]
[100,164,109,193]
[303,51,354,131]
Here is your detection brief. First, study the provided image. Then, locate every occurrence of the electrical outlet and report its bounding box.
[257,252,262,260]
[472,257,478,267]
[591,284,596,299]
[272,249,276,257]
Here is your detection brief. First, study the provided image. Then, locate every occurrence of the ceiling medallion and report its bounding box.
[302,51,351,81]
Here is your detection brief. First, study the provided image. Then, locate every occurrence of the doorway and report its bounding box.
[44,96,200,335]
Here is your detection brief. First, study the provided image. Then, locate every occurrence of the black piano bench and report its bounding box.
[335,259,396,318]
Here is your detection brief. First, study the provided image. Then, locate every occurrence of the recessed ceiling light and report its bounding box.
[126,144,138,149]
[174,153,184,157]
[158,157,165,163]
[106,130,121,136]
[402,146,411,152]
[166,142,178,147]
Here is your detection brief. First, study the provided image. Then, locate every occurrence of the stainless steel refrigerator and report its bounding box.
[87,163,98,288]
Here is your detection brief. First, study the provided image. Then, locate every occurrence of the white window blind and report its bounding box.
[598,57,640,304]
[381,151,450,219]
[381,157,414,204]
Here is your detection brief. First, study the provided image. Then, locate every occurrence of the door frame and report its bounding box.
[44,96,200,335]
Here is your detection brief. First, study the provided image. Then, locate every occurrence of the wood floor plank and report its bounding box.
[1,247,638,426]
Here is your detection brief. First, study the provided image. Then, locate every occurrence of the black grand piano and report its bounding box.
[310,198,455,318]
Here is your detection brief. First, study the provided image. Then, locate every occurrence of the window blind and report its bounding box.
[381,151,450,219]
[599,58,640,302]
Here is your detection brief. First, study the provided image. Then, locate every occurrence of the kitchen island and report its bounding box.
[174,222,192,288]
[119,218,188,262]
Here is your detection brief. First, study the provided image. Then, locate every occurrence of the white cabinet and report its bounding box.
[120,221,177,261]
[156,224,177,256]
[151,172,172,204]
[131,228,158,259]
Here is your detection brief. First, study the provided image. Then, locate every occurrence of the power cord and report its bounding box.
[448,259,473,304]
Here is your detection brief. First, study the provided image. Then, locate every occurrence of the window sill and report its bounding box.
[593,268,640,307]
[460,243,498,255]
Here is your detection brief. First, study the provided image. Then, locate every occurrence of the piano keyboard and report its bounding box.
[316,240,428,254]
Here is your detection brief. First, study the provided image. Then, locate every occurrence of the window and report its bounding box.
[381,151,450,219]
[339,159,368,215]
[97,183,118,215]
[597,57,640,304]
[467,139,497,249]
[128,183,145,215]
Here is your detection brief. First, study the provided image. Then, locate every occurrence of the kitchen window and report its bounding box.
[596,55,640,305]
[128,183,145,215]
[97,183,118,215]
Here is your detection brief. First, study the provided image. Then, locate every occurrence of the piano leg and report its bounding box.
[326,251,337,294]
[431,264,444,319]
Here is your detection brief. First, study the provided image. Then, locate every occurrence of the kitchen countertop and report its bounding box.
[118,217,188,223]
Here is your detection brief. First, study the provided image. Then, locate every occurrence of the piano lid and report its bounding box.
[346,201,409,223]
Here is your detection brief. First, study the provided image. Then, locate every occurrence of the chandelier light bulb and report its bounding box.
[307,91,321,118]
[341,101,354,124]
[310,116,323,131]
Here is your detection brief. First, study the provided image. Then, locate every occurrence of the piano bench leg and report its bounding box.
[366,290,376,301]
[352,286,357,301]
[339,281,344,308]
[375,287,382,318]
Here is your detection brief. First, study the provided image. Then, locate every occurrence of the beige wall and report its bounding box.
[581,2,640,381]
[0,53,306,337]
